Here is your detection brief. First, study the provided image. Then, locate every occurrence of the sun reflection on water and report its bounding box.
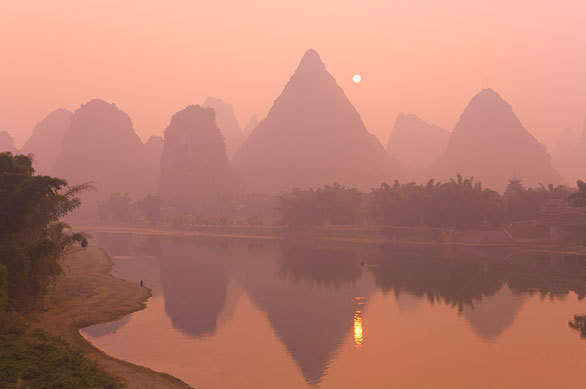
[352,296,366,348]
[353,311,363,348]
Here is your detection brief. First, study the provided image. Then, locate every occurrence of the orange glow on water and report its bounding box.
[353,310,363,348]
[353,296,366,348]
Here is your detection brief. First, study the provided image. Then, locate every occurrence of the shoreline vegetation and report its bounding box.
[79,223,586,255]
[35,247,191,389]
[2,150,586,386]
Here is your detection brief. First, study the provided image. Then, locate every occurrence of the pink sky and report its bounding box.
[1,0,585,149]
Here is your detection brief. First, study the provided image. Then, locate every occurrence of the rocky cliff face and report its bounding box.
[202,97,243,159]
[386,113,449,168]
[158,105,237,205]
[232,49,402,193]
[20,108,72,174]
[429,89,563,191]
[0,131,18,154]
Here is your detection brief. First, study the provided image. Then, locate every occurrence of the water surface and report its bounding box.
[82,232,586,388]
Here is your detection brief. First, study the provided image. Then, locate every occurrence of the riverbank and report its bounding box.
[35,247,191,389]
[77,223,572,250]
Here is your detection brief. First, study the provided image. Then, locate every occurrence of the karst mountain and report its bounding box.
[232,49,402,192]
[20,108,72,174]
[386,113,449,168]
[429,89,563,191]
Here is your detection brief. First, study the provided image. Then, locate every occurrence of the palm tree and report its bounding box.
[569,180,586,207]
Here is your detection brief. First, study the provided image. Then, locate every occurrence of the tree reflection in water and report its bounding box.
[569,315,586,338]
[90,232,586,384]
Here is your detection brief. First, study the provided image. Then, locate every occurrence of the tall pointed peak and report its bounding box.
[296,49,325,73]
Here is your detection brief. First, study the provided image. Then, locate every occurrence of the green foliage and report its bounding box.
[370,175,503,228]
[503,180,572,221]
[0,152,90,311]
[278,183,362,227]
[569,180,586,208]
[0,323,120,388]
[135,194,163,223]
[98,192,133,223]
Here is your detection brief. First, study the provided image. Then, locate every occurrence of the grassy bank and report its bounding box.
[0,317,120,388]
[18,247,189,388]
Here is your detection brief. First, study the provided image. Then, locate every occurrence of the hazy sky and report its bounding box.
[1,0,585,149]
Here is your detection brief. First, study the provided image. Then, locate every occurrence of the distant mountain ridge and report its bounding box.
[428,89,563,191]
[386,113,449,168]
[232,49,403,193]
[554,120,586,185]
[20,108,72,174]
[202,97,243,159]
[52,99,156,219]
[158,105,237,205]
[0,131,18,154]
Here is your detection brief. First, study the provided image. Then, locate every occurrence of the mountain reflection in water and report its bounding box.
[82,232,586,388]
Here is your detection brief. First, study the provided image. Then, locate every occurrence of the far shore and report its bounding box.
[34,247,191,389]
[75,223,585,253]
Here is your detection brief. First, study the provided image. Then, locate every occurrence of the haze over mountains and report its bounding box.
[242,114,258,137]
[386,113,449,168]
[428,89,564,191]
[158,105,237,205]
[20,108,72,174]
[552,128,579,161]
[554,120,586,184]
[53,99,157,211]
[202,97,244,159]
[232,49,403,193]
[7,49,581,211]
[0,131,18,154]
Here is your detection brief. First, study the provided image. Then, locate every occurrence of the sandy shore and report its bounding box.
[36,247,191,389]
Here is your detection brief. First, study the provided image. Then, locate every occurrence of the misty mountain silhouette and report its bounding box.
[554,120,586,184]
[53,99,154,209]
[429,89,563,191]
[0,131,17,154]
[143,135,163,192]
[232,49,403,193]
[238,245,373,384]
[20,108,72,174]
[202,97,244,158]
[159,241,233,338]
[242,114,258,138]
[552,127,579,161]
[158,105,237,205]
[386,113,449,168]
[462,285,526,342]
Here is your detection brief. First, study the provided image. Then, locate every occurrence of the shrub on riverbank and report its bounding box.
[0,152,90,311]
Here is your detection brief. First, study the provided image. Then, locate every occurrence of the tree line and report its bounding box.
[277,175,582,228]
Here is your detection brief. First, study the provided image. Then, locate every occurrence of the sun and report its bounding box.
[352,74,361,83]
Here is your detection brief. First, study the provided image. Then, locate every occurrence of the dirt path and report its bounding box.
[36,247,191,389]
